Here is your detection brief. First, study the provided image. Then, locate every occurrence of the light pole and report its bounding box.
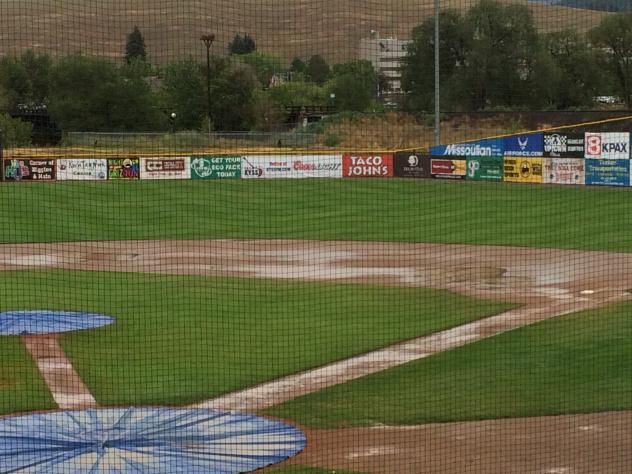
[434,0,441,146]
[200,34,215,130]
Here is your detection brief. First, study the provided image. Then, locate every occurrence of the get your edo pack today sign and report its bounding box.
[584,133,630,159]
[191,156,241,179]
[431,138,503,157]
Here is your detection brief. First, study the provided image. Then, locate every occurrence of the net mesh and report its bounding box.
[1,1,631,473]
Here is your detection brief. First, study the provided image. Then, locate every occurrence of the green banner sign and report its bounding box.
[191,156,241,179]
[466,156,503,181]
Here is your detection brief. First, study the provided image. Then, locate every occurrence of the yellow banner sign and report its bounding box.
[503,157,543,183]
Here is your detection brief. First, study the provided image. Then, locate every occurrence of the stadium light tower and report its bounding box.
[434,0,441,146]
[200,34,215,130]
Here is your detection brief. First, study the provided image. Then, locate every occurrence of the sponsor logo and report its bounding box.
[444,144,492,156]
[544,134,566,154]
[586,134,602,157]
[292,160,341,172]
[345,155,392,177]
[467,160,480,177]
[603,142,628,154]
[520,161,532,178]
[146,159,185,172]
[242,158,264,177]
[407,155,419,167]
[518,137,529,151]
[191,157,213,178]
[431,159,466,176]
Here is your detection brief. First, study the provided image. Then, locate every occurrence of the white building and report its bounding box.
[359,33,410,94]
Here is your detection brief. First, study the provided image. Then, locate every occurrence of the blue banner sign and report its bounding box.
[430,138,504,157]
[585,159,630,187]
[503,133,543,156]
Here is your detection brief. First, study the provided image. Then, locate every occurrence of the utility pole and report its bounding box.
[0,130,4,181]
[434,0,441,146]
[200,34,215,131]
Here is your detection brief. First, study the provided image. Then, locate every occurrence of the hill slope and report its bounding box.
[0,0,607,64]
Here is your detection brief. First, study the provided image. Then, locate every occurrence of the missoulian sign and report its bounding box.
[430,138,504,157]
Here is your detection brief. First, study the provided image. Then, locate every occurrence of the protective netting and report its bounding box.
[1,1,631,473]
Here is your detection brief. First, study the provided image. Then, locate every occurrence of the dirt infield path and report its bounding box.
[2,239,631,473]
[281,411,632,474]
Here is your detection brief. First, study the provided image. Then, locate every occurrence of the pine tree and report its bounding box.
[229,33,256,55]
[125,26,147,63]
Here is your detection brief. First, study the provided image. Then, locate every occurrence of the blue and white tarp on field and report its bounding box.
[0,407,306,473]
[0,310,115,335]
[430,138,504,157]
[503,133,543,156]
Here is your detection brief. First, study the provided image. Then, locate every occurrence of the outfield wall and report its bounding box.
[3,132,632,188]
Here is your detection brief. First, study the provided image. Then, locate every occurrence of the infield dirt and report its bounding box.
[2,238,631,473]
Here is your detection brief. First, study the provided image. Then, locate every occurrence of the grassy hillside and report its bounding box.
[0,0,607,64]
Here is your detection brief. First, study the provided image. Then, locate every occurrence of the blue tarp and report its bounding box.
[0,407,306,473]
[0,310,115,335]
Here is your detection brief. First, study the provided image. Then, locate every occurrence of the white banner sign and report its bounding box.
[543,158,585,185]
[140,157,191,180]
[56,159,108,180]
[584,132,630,159]
[241,155,342,179]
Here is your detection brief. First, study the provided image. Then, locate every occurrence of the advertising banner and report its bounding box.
[543,158,585,185]
[57,159,107,181]
[430,159,466,179]
[393,153,431,178]
[289,155,342,178]
[503,157,543,183]
[342,154,393,178]
[140,157,191,180]
[503,133,543,156]
[107,158,140,180]
[466,156,503,181]
[4,159,55,181]
[585,159,630,187]
[430,138,504,157]
[191,156,241,179]
[543,133,585,158]
[584,132,630,159]
[241,155,342,179]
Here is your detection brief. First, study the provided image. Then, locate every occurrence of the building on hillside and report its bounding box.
[359,32,410,95]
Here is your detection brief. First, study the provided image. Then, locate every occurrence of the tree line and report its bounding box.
[402,0,632,112]
[3,4,632,144]
[0,29,381,144]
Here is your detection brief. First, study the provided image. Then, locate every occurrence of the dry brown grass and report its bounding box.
[321,113,513,150]
[0,0,608,65]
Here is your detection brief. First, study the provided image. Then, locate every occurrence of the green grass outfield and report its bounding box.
[1,179,632,251]
[264,300,632,428]
[0,270,512,414]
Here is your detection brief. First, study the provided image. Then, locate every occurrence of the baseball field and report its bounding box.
[1,178,631,472]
